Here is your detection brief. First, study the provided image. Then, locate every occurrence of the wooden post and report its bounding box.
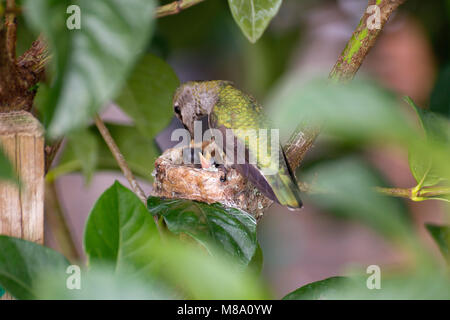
[0,111,44,300]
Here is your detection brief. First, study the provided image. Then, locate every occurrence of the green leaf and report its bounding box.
[0,285,4,298]
[303,157,411,240]
[0,146,16,182]
[84,181,159,276]
[147,238,270,299]
[426,224,450,262]
[115,54,179,139]
[406,97,449,187]
[36,264,177,300]
[248,243,264,274]
[228,0,282,43]
[147,197,259,267]
[67,129,99,184]
[47,123,158,182]
[430,64,450,118]
[24,0,156,137]
[282,276,348,300]
[268,78,413,143]
[0,236,70,299]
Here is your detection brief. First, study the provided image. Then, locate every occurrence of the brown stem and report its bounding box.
[44,181,81,262]
[376,186,450,200]
[44,138,63,174]
[284,0,406,170]
[376,187,411,198]
[155,0,206,18]
[5,0,16,60]
[330,0,406,82]
[94,114,147,203]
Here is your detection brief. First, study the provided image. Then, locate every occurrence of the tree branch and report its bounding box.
[94,114,147,203]
[44,181,80,262]
[284,0,406,170]
[155,0,207,18]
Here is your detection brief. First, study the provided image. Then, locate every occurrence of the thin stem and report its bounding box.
[5,0,16,60]
[330,0,406,82]
[375,186,450,201]
[155,0,206,18]
[94,114,164,236]
[45,181,81,262]
[285,0,406,170]
[94,114,147,203]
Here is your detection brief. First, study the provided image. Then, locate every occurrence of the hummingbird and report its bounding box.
[172,80,303,209]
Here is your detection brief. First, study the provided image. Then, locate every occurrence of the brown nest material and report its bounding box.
[152,141,272,220]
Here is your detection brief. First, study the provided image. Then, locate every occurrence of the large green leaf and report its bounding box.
[147,238,270,299]
[47,123,158,182]
[84,181,159,277]
[0,146,15,182]
[0,236,70,299]
[36,264,176,300]
[115,54,179,139]
[147,197,259,267]
[282,276,348,300]
[24,0,155,137]
[426,224,450,262]
[268,78,413,143]
[406,97,449,187]
[228,0,282,43]
[303,157,411,240]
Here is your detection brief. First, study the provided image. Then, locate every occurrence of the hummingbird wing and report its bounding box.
[209,84,302,209]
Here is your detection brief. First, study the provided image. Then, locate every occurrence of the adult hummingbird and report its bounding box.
[172,80,302,209]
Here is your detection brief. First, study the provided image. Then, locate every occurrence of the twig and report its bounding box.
[44,138,63,174]
[284,124,320,173]
[93,114,147,203]
[155,0,206,18]
[44,181,80,262]
[284,0,406,170]
[330,0,406,81]
[5,0,16,60]
[376,186,450,201]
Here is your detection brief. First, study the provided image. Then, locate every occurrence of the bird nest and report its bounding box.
[152,141,272,220]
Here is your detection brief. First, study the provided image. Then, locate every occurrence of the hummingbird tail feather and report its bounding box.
[269,173,303,210]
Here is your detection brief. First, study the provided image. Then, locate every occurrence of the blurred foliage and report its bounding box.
[285,272,450,300]
[426,224,450,263]
[406,97,449,188]
[48,123,158,182]
[303,157,412,240]
[115,54,179,140]
[430,65,450,118]
[0,183,270,299]
[228,0,283,43]
[0,236,69,299]
[24,0,156,137]
[148,197,260,267]
[283,276,348,300]
[66,129,99,184]
[1,0,450,300]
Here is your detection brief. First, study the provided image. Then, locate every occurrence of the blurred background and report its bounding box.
[36,0,450,298]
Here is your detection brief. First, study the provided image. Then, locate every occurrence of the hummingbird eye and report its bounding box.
[174,104,181,115]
